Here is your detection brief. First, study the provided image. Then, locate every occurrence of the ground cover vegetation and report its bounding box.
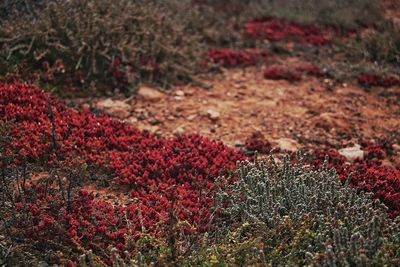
[1,0,399,96]
[0,0,399,266]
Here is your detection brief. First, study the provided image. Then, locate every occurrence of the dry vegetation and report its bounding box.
[0,0,399,266]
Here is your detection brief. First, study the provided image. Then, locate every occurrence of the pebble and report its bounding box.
[276,138,300,152]
[187,115,197,121]
[338,144,364,162]
[206,109,220,121]
[95,99,131,119]
[137,86,164,102]
[175,90,185,97]
[174,126,185,136]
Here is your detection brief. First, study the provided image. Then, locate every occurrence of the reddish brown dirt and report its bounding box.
[383,0,400,26]
[90,67,399,158]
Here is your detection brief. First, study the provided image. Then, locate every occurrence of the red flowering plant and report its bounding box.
[357,73,400,88]
[244,18,335,46]
[207,48,268,67]
[264,64,325,82]
[0,82,244,259]
[263,67,302,82]
[245,132,271,154]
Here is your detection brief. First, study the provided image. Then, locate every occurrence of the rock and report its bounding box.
[393,144,400,152]
[206,109,220,121]
[338,145,364,162]
[175,90,185,97]
[126,117,138,124]
[95,99,131,119]
[82,103,90,110]
[174,126,185,136]
[137,86,164,102]
[276,138,300,152]
[149,118,160,125]
[187,114,197,121]
[174,96,185,101]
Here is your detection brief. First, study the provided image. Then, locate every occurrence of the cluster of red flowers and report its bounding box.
[245,18,336,46]
[245,132,272,154]
[312,145,400,219]
[15,187,142,255]
[263,67,302,82]
[263,64,325,82]
[207,48,268,67]
[357,74,400,88]
[0,82,244,251]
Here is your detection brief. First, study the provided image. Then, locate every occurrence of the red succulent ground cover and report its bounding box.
[312,145,400,219]
[0,82,244,253]
[245,132,272,154]
[245,18,337,46]
[207,48,268,67]
[264,64,325,82]
[357,73,400,88]
[263,67,302,82]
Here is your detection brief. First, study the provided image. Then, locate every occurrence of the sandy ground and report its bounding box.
[91,68,399,154]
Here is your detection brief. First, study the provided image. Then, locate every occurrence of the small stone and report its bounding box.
[175,90,185,97]
[95,99,131,119]
[187,114,197,121]
[149,126,160,133]
[137,86,164,102]
[276,138,300,152]
[206,109,220,121]
[149,118,160,125]
[174,96,184,101]
[174,126,185,136]
[82,103,90,110]
[393,144,400,152]
[126,117,138,124]
[338,145,364,162]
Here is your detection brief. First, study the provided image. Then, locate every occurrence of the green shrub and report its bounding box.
[246,0,383,29]
[210,156,400,266]
[358,23,400,65]
[0,0,206,95]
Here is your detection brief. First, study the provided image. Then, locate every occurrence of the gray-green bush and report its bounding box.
[212,156,400,266]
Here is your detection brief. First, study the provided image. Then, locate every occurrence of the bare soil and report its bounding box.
[94,68,399,155]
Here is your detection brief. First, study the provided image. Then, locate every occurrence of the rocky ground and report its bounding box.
[81,66,399,164]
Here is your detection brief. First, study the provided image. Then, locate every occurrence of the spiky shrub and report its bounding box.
[246,0,383,29]
[213,156,400,266]
[358,23,400,66]
[0,0,205,95]
[0,0,47,20]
